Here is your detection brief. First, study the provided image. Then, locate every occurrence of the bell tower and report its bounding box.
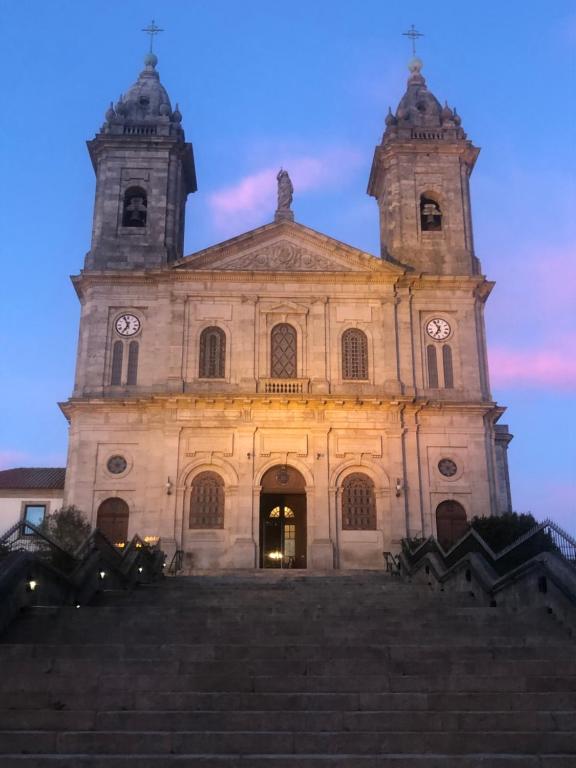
[367,57,480,275]
[85,51,196,270]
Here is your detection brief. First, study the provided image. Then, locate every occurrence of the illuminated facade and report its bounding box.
[61,52,512,568]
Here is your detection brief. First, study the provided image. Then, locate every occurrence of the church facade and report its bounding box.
[61,50,513,569]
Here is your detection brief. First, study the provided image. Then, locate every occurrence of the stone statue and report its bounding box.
[275,169,294,221]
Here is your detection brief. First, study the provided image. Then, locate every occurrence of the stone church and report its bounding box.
[60,49,513,569]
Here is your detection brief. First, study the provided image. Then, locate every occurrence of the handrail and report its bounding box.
[0,525,165,636]
[168,549,184,575]
[382,551,400,575]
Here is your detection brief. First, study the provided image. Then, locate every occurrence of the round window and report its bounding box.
[438,458,457,478]
[107,455,128,475]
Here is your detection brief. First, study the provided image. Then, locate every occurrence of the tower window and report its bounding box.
[443,345,454,389]
[271,323,297,378]
[199,327,226,378]
[420,195,442,232]
[111,341,123,385]
[427,345,439,388]
[127,341,139,385]
[189,471,225,529]
[342,329,368,380]
[342,473,376,530]
[122,186,147,228]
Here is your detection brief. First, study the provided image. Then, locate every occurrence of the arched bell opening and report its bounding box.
[259,465,307,569]
[435,500,468,550]
[96,497,129,547]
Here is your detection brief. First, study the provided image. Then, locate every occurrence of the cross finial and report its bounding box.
[402,24,424,56]
[142,19,164,53]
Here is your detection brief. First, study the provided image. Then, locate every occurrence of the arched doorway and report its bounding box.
[96,498,129,546]
[436,500,468,549]
[260,466,307,569]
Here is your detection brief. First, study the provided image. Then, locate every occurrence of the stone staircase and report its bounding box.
[0,571,575,766]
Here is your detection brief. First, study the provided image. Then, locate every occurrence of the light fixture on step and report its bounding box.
[165,477,173,495]
[27,579,37,592]
[99,570,106,580]
[138,566,143,573]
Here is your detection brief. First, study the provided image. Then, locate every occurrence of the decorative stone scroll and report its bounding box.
[219,242,352,273]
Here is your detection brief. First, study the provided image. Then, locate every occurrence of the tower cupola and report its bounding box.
[85,52,196,270]
[368,59,480,275]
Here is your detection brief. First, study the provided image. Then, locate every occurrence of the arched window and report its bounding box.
[427,345,439,388]
[436,500,468,549]
[199,327,226,378]
[342,329,368,380]
[271,323,297,378]
[342,473,376,530]
[122,186,147,228]
[443,344,454,389]
[189,471,225,529]
[420,194,442,232]
[126,341,139,385]
[96,497,129,545]
[111,341,123,385]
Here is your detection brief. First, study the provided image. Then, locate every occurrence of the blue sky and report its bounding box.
[1,1,574,532]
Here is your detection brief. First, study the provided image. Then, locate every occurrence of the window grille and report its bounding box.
[189,471,225,529]
[342,328,368,379]
[127,341,139,385]
[199,327,226,378]
[342,473,376,530]
[271,324,297,378]
[427,344,439,388]
[443,344,454,388]
[111,341,123,385]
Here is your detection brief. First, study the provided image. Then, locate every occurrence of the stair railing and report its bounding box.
[168,549,184,575]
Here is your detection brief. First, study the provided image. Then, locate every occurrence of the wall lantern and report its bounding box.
[165,477,173,495]
[395,478,403,497]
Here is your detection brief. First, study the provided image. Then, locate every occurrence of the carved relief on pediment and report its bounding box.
[220,241,352,272]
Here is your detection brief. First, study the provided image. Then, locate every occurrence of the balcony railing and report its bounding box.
[258,378,309,395]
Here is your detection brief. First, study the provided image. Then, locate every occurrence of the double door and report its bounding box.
[260,493,306,569]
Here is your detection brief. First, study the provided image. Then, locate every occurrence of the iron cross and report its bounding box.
[142,20,164,53]
[402,24,424,56]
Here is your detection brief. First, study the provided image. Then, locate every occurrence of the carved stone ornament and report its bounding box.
[220,242,352,272]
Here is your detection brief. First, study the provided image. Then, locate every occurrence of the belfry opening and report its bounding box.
[259,466,307,569]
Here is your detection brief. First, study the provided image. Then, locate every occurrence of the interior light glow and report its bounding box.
[267,551,283,560]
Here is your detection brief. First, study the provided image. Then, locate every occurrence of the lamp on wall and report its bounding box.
[165,478,173,496]
[395,478,403,497]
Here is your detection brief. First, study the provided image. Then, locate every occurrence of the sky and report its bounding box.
[0,1,575,533]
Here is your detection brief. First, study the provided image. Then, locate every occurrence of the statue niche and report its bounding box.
[122,186,148,228]
[420,194,442,232]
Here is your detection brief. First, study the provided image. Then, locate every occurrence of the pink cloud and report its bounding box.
[489,345,576,390]
[0,450,29,470]
[208,146,362,236]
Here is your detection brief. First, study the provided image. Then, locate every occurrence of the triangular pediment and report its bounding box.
[174,220,404,275]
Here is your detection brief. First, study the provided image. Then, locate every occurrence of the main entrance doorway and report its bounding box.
[259,466,307,569]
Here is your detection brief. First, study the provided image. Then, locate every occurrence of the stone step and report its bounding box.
[0,755,573,768]
[4,690,576,713]
[1,729,576,755]
[1,708,575,733]
[2,672,575,694]
[1,643,572,662]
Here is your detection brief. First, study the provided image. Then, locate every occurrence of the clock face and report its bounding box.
[426,318,451,340]
[115,313,141,337]
[438,458,458,478]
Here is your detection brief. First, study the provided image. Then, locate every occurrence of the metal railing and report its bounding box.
[168,549,184,575]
